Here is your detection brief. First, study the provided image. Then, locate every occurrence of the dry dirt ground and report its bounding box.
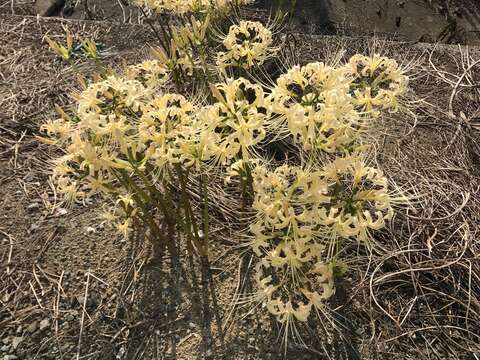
[1,11,480,360]
[2,0,480,44]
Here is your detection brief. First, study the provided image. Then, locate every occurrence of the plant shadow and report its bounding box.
[116,237,226,359]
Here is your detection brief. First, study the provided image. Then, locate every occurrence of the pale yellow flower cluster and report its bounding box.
[250,164,335,323]
[41,65,180,234]
[135,0,253,14]
[250,155,394,323]
[42,69,277,237]
[139,93,200,170]
[344,54,408,115]
[217,21,278,69]
[269,62,358,152]
[42,31,408,334]
[75,75,148,126]
[198,78,269,165]
[321,156,394,241]
[125,60,170,90]
[255,258,335,324]
[251,165,328,243]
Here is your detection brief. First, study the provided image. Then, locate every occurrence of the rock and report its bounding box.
[34,0,66,16]
[26,321,38,333]
[1,339,9,346]
[85,226,96,234]
[11,337,22,350]
[0,345,9,352]
[23,173,35,182]
[39,319,50,331]
[3,355,17,360]
[55,208,68,216]
[26,203,39,211]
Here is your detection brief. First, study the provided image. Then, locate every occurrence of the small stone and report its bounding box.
[15,326,22,335]
[0,345,9,352]
[59,343,70,354]
[26,321,38,333]
[3,355,18,360]
[29,223,40,233]
[1,339,9,345]
[27,203,39,211]
[116,346,125,359]
[39,319,50,331]
[23,173,35,182]
[85,226,96,234]
[188,322,195,329]
[55,208,68,216]
[11,337,22,350]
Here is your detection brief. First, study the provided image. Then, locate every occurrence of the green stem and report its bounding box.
[139,6,170,51]
[175,164,203,255]
[114,169,167,247]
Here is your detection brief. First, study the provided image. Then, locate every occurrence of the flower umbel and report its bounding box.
[269,62,358,153]
[344,54,408,115]
[217,20,278,69]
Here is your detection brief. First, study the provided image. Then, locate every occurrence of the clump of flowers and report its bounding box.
[138,93,200,171]
[344,54,408,116]
[125,60,170,90]
[40,69,206,251]
[321,156,394,241]
[135,0,253,15]
[217,20,278,69]
[250,164,329,239]
[249,156,398,327]
[42,11,411,347]
[250,164,344,327]
[269,62,358,153]
[198,77,271,166]
[74,74,149,124]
